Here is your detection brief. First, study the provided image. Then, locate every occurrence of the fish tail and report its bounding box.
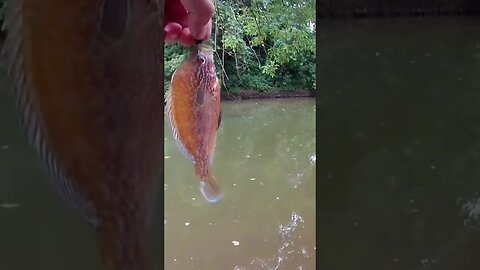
[195,166,223,203]
[199,172,223,203]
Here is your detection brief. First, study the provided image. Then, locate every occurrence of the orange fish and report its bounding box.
[3,0,164,269]
[166,42,223,203]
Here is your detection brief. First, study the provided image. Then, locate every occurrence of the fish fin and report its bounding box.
[99,0,130,41]
[195,83,205,106]
[195,81,215,110]
[199,173,223,203]
[3,1,99,226]
[165,87,195,163]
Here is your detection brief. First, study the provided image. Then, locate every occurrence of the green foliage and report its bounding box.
[0,0,316,93]
[164,0,316,93]
[163,44,189,91]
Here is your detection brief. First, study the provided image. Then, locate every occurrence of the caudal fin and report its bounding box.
[199,174,223,203]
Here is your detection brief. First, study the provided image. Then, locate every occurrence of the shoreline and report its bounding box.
[220,89,315,101]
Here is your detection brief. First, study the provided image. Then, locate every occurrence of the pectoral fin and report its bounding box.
[195,84,213,108]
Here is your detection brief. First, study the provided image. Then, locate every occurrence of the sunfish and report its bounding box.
[3,0,164,269]
[166,42,223,203]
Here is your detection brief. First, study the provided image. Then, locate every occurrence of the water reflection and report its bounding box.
[164,98,316,269]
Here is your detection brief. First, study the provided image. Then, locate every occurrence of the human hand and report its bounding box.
[164,0,214,46]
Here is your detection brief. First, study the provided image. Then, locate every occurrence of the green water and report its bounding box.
[164,98,316,269]
[0,76,316,270]
[318,17,480,270]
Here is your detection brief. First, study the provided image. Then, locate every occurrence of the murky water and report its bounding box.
[318,17,480,270]
[164,98,316,270]
[0,76,315,270]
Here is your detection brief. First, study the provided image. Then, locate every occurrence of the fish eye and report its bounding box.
[198,56,206,64]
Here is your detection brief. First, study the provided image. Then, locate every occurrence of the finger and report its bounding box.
[164,22,182,42]
[164,22,182,37]
[164,0,187,24]
[180,0,214,40]
[178,27,195,47]
[202,18,212,41]
[180,0,214,25]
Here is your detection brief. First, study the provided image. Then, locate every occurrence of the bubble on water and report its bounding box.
[185,222,190,226]
[165,156,171,159]
[250,177,256,181]
[460,194,480,228]
[420,257,439,269]
[309,154,316,165]
[246,155,250,158]
[232,240,240,246]
[248,212,307,270]
[301,247,308,257]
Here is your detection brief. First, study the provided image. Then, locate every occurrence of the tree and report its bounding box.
[165,0,316,93]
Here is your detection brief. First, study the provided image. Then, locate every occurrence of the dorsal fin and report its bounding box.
[165,88,195,164]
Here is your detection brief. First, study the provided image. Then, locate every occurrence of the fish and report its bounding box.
[166,42,223,203]
[3,0,164,269]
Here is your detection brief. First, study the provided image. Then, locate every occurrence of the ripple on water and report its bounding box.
[308,154,316,165]
[459,194,480,228]
[234,212,308,270]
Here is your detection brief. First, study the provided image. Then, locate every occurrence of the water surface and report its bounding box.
[318,17,480,270]
[164,98,316,269]
[0,82,315,269]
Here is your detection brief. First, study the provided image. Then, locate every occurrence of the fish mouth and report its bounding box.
[197,43,214,59]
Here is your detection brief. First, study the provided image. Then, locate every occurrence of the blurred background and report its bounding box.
[318,1,480,269]
[0,0,316,269]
